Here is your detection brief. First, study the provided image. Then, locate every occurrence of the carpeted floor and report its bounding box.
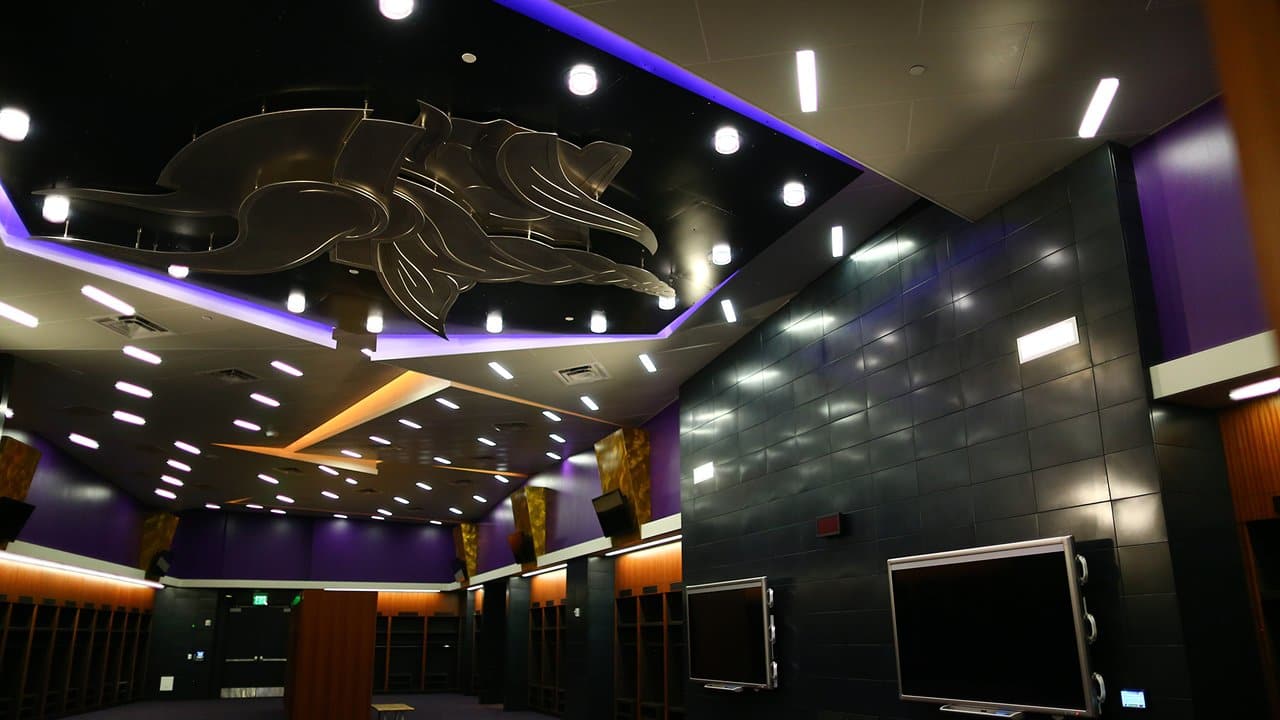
[65,693,550,719]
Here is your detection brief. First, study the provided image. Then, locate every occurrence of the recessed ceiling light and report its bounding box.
[908,64,927,76]
[257,473,279,485]
[1017,317,1080,363]
[580,395,598,411]
[276,495,294,504]
[590,311,607,334]
[345,477,359,485]
[658,295,677,310]
[710,243,732,266]
[205,503,221,510]
[154,488,177,500]
[549,433,566,443]
[493,474,510,484]
[564,315,575,321]
[831,225,845,257]
[542,410,561,422]
[318,465,339,476]
[433,456,452,465]
[233,419,261,432]
[721,299,738,323]
[366,311,384,334]
[1078,77,1120,139]
[370,435,391,445]
[567,64,598,96]
[489,361,514,380]
[270,360,303,377]
[782,181,807,207]
[112,410,146,426]
[250,393,280,408]
[68,433,99,449]
[546,452,562,460]
[42,195,70,224]
[270,509,286,515]
[435,398,460,410]
[167,265,190,279]
[399,418,422,429]
[286,290,306,314]
[796,50,818,112]
[161,475,184,487]
[0,300,38,328]
[1229,377,1280,401]
[167,459,191,473]
[341,449,363,458]
[333,513,348,519]
[693,461,715,484]
[477,437,496,447]
[430,520,443,525]
[713,126,740,155]
[473,495,487,503]
[0,107,30,142]
[113,381,152,399]
[416,482,433,491]
[377,508,393,516]
[486,310,503,334]
[638,354,657,373]
[122,345,162,365]
[371,515,384,521]
[246,503,264,510]
[379,0,414,20]
[322,490,340,499]
[461,52,478,64]
[81,285,136,316]
[174,441,201,456]
[394,496,410,505]
[449,507,463,515]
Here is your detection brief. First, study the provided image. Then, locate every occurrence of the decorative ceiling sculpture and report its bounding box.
[36,103,675,337]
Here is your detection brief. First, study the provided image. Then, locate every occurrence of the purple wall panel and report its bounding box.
[477,501,517,573]
[1134,99,1267,359]
[541,453,605,552]
[169,511,227,578]
[310,519,454,582]
[646,402,681,519]
[9,430,145,567]
[219,513,313,580]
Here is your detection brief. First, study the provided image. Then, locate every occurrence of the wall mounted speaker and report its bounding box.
[0,497,33,543]
[451,557,468,582]
[592,489,637,537]
[508,531,536,564]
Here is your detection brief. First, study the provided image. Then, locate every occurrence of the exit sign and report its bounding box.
[252,593,269,606]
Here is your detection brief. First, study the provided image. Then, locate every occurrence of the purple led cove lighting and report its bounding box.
[372,273,737,361]
[0,181,337,349]
[492,0,863,171]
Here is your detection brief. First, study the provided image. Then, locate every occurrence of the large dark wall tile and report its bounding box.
[679,146,1259,719]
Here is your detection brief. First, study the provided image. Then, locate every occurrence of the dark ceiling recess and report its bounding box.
[0,0,858,337]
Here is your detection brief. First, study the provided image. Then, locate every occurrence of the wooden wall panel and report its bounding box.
[529,569,566,604]
[614,542,682,595]
[1220,395,1280,522]
[0,558,154,609]
[376,590,461,616]
[286,590,376,720]
[474,587,484,613]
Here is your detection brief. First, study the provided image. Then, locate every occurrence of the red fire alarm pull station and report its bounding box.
[816,513,843,538]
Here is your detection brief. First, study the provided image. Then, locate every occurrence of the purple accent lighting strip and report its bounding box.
[492,0,863,170]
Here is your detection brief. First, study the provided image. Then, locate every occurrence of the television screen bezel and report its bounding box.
[886,536,1098,718]
[684,576,776,689]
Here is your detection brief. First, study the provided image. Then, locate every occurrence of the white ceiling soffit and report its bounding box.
[554,0,1218,220]
[1150,331,1280,407]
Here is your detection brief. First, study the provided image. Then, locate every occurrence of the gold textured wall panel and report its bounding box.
[0,436,40,501]
[137,512,179,572]
[594,427,652,528]
[510,487,549,558]
[454,522,479,578]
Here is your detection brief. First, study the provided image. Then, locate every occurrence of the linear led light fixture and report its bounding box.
[0,299,38,328]
[250,392,280,408]
[0,549,163,589]
[81,285,135,316]
[322,490,340,499]
[112,410,146,426]
[522,563,568,578]
[477,437,496,447]
[831,225,845,257]
[258,473,279,485]
[122,345,161,365]
[399,418,422,429]
[796,50,818,112]
[488,361,513,380]
[270,360,303,377]
[174,441,201,455]
[639,354,657,373]
[115,381,152,398]
[323,587,440,593]
[580,395,599,411]
[1229,378,1280,402]
[605,534,683,557]
[166,459,191,473]
[493,475,509,484]
[1016,317,1080,364]
[693,461,715,484]
[542,410,561,422]
[721,299,737,323]
[68,433,99,449]
[233,419,261,432]
[318,465,339,476]
[1078,78,1119,138]
[436,397,460,410]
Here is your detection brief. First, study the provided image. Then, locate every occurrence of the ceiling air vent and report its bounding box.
[493,421,529,433]
[555,362,610,386]
[203,368,260,384]
[357,487,380,494]
[93,314,170,339]
[273,466,302,475]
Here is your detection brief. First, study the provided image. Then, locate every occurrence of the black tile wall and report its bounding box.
[678,146,1263,719]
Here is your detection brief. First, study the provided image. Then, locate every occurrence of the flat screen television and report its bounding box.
[685,577,777,689]
[888,536,1100,717]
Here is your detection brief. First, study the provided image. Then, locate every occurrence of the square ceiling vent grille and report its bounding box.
[93,314,169,339]
[555,362,609,385]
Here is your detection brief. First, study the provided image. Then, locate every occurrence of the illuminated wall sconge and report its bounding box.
[1017,317,1080,364]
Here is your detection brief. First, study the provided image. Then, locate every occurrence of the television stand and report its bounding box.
[940,705,1023,718]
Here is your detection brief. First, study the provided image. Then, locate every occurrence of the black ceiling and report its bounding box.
[0,0,859,336]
